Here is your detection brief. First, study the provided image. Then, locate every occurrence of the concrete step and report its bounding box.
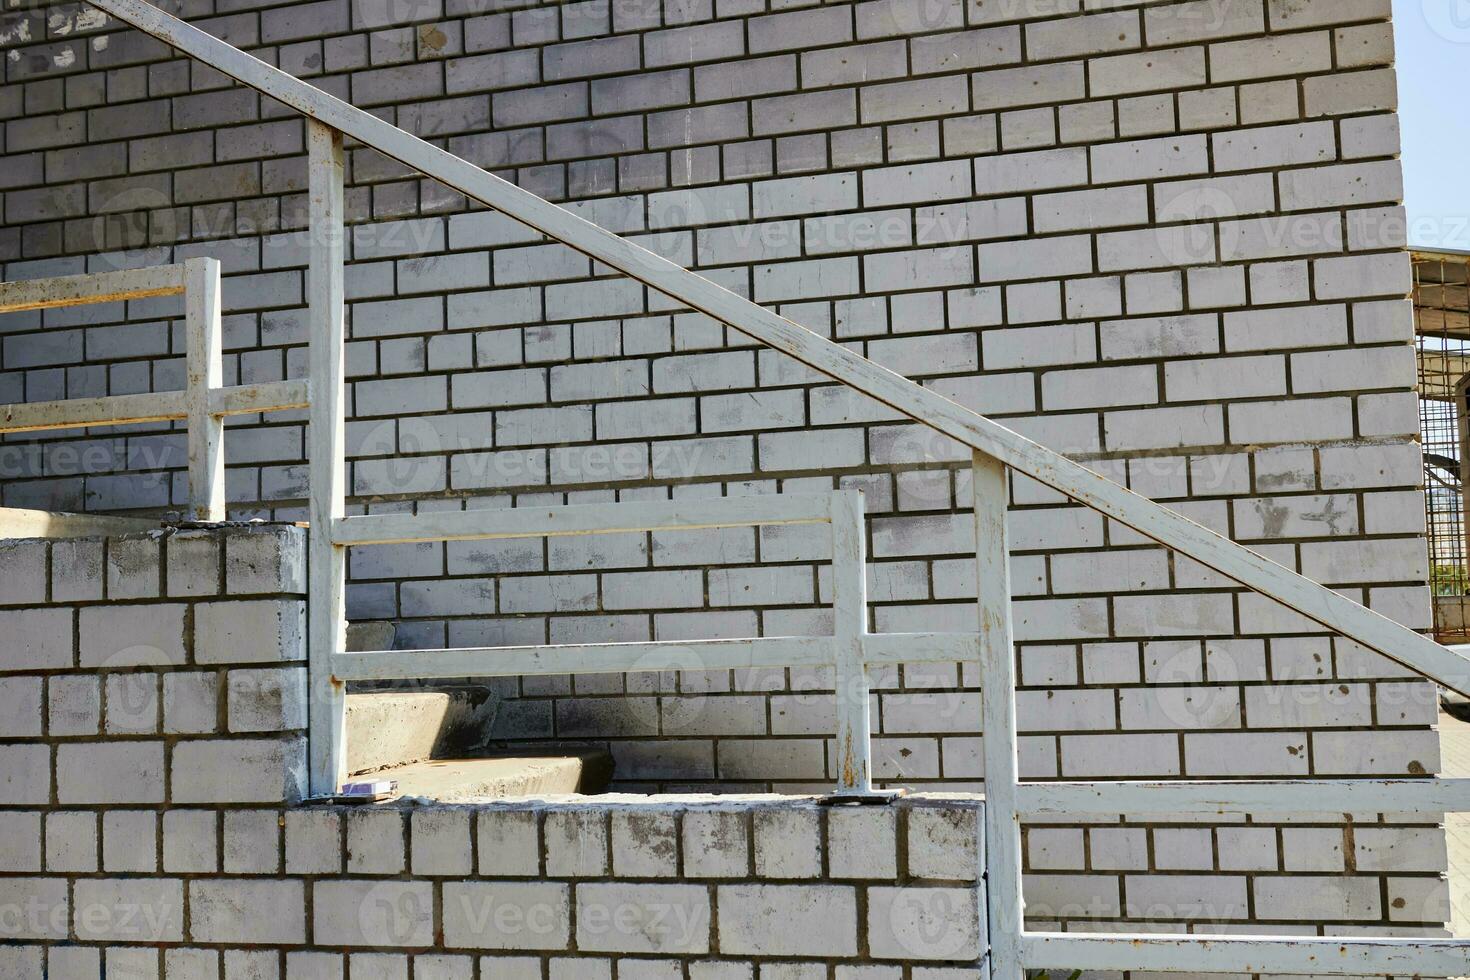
[345,688,498,775]
[374,751,615,802]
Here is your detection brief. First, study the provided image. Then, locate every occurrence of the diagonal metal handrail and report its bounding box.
[82,0,1469,698]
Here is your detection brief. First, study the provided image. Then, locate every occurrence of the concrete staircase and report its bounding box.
[344,686,613,800]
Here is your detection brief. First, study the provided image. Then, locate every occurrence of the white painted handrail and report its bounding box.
[0,380,307,434]
[331,494,834,546]
[333,631,979,681]
[82,0,1470,699]
[0,264,186,313]
[0,260,309,520]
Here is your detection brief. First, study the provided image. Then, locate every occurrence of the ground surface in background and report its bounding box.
[1441,708,1470,936]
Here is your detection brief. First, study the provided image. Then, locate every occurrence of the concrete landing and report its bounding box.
[380,751,615,802]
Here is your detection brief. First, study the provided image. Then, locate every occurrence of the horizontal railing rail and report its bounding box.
[0,380,309,434]
[330,494,835,547]
[68,2,1470,976]
[335,628,980,681]
[0,259,308,521]
[0,264,191,312]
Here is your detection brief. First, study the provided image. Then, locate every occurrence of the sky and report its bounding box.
[1393,0,1470,252]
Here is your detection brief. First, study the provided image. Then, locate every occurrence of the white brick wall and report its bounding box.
[0,0,1440,945]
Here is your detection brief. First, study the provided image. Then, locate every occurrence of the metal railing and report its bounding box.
[0,259,308,521]
[329,488,982,797]
[59,0,1470,974]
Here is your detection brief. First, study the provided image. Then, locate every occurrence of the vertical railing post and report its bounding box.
[973,450,1022,980]
[307,120,348,797]
[183,256,224,521]
[831,488,875,795]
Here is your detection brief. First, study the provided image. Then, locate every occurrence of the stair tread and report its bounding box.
[367,751,613,802]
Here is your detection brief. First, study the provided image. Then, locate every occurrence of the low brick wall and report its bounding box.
[0,524,985,976]
[1,797,987,976]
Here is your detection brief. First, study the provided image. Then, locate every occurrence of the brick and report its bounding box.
[195,599,306,664]
[856,0,965,38]
[0,879,67,940]
[753,90,858,136]
[51,539,103,602]
[45,811,97,873]
[227,667,307,732]
[682,810,749,877]
[285,810,341,876]
[164,949,220,980]
[105,672,159,735]
[1144,0,1265,44]
[801,42,904,88]
[0,541,45,605]
[1315,252,1411,300]
[72,877,182,941]
[717,884,858,957]
[225,527,307,594]
[163,672,219,735]
[0,744,49,805]
[1223,304,1347,352]
[544,809,608,877]
[576,883,710,953]
[972,63,1085,111]
[345,808,406,875]
[57,741,163,804]
[171,737,306,803]
[478,810,540,876]
[860,75,968,124]
[867,886,980,960]
[607,811,677,877]
[79,603,186,668]
[749,6,852,52]
[224,810,281,875]
[907,807,978,881]
[0,812,41,872]
[978,235,1092,282]
[753,808,821,879]
[1092,135,1209,183]
[443,881,569,949]
[1253,876,1380,921]
[316,879,433,946]
[0,676,42,738]
[0,607,73,672]
[1210,31,1332,82]
[1091,46,1206,97]
[1268,0,1389,28]
[644,21,745,67]
[191,881,305,940]
[1033,185,1148,233]
[1305,67,1398,116]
